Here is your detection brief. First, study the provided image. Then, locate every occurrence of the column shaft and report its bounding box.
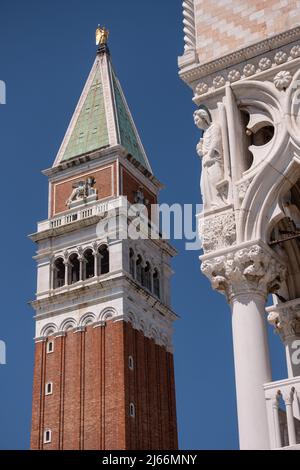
[272,398,282,448]
[285,396,296,446]
[231,293,272,449]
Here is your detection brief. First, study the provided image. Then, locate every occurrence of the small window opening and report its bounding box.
[46,341,54,354]
[128,356,134,371]
[129,403,135,418]
[45,382,53,395]
[43,429,52,444]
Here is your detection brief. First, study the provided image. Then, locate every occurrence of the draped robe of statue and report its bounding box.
[198,122,224,211]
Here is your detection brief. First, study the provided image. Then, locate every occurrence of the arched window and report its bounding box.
[46,340,54,354]
[129,248,135,277]
[69,253,80,284]
[129,402,135,418]
[128,355,134,371]
[45,382,53,395]
[53,257,65,289]
[143,262,151,291]
[99,245,109,275]
[136,255,143,284]
[83,249,94,280]
[153,269,160,299]
[43,429,52,444]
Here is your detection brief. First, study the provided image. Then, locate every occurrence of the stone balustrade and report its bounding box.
[264,377,300,449]
[37,196,127,233]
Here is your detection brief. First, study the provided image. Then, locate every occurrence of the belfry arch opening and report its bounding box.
[99,245,109,275]
[84,249,94,280]
[53,257,65,289]
[69,253,80,284]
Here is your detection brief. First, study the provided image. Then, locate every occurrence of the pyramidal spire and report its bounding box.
[53,27,152,172]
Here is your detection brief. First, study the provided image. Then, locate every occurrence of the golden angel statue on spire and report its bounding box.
[96,26,109,46]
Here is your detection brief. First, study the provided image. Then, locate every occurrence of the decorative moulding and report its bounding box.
[192,44,300,101]
[179,26,300,84]
[35,305,175,353]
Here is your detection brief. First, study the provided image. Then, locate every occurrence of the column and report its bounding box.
[64,261,69,286]
[92,243,100,277]
[78,248,84,282]
[79,257,84,282]
[231,291,272,449]
[94,253,100,277]
[283,388,296,446]
[202,244,286,450]
[271,393,282,448]
[50,262,54,290]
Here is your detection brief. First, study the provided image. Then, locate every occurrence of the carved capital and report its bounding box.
[281,387,295,406]
[63,250,69,264]
[92,241,99,255]
[77,246,84,260]
[201,243,286,302]
[267,300,300,342]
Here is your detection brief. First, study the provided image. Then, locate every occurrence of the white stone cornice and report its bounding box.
[34,297,175,353]
[267,299,300,342]
[31,274,178,323]
[179,26,300,86]
[201,242,286,302]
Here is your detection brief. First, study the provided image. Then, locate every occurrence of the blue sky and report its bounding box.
[0,0,288,450]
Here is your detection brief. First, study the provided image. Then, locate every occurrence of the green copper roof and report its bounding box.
[61,67,109,161]
[112,72,148,169]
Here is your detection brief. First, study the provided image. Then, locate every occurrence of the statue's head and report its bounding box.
[193,108,211,131]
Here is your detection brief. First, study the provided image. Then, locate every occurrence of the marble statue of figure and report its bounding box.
[282,191,300,230]
[66,177,96,208]
[194,108,224,211]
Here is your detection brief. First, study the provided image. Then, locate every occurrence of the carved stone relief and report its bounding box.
[66,177,97,208]
[199,211,236,253]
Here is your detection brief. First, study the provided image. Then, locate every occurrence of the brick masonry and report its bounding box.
[50,161,157,218]
[51,163,116,216]
[195,0,300,64]
[30,321,178,450]
[121,166,157,219]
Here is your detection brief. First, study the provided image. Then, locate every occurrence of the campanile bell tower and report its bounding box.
[30,28,178,450]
